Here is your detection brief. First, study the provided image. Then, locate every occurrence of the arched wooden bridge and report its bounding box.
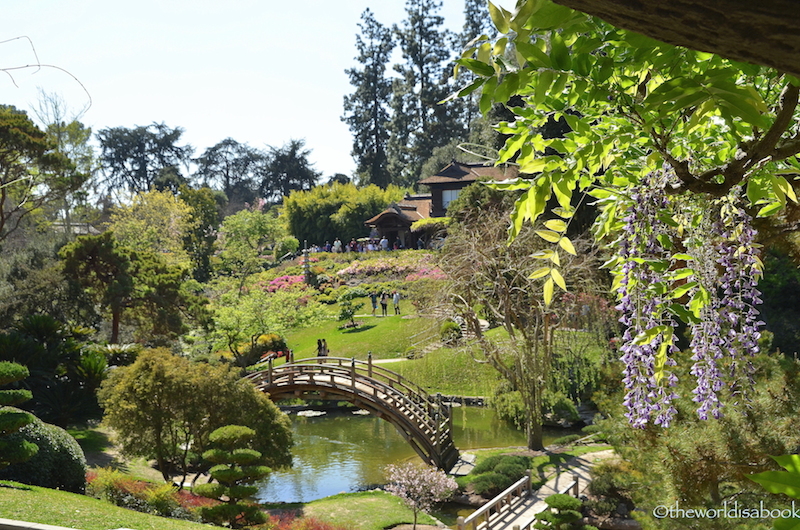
[245,356,460,472]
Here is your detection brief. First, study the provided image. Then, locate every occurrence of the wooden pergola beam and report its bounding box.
[552,0,800,77]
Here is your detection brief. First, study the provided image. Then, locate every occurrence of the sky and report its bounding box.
[0,1,514,180]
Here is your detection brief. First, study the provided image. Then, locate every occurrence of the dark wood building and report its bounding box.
[418,161,519,217]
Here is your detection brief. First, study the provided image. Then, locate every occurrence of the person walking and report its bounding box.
[392,290,401,315]
[370,291,378,316]
[380,292,389,317]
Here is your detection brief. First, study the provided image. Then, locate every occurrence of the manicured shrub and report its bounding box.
[0,363,37,469]
[471,472,514,496]
[494,462,527,481]
[551,434,582,446]
[533,493,591,530]
[0,411,86,493]
[472,454,530,475]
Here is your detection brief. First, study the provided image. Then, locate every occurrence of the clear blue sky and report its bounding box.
[0,1,513,179]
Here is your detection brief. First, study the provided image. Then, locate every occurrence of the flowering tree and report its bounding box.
[384,462,458,530]
[453,0,800,427]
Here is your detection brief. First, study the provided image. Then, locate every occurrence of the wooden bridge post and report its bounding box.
[456,516,465,530]
[572,474,579,497]
[368,351,373,378]
[267,357,273,385]
[351,358,357,392]
[525,469,532,494]
[289,349,294,364]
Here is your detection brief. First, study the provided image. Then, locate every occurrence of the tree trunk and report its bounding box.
[110,309,121,344]
[552,0,800,78]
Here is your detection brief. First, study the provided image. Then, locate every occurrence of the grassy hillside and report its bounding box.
[0,481,435,530]
[0,481,211,530]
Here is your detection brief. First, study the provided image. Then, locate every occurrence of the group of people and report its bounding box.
[307,236,425,253]
[370,290,401,317]
[316,338,329,357]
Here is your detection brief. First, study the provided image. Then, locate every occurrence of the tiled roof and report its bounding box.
[365,194,433,225]
[418,161,519,185]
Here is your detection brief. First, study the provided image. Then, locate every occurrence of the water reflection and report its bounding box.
[256,406,560,503]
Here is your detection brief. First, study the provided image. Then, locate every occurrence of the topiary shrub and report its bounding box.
[0,410,87,493]
[0,362,38,469]
[533,493,592,530]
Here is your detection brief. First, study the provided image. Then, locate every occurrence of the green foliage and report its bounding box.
[98,348,292,483]
[60,232,208,345]
[585,461,636,518]
[282,182,404,245]
[96,122,192,194]
[210,279,327,366]
[0,362,37,470]
[87,468,198,520]
[194,424,270,528]
[216,206,290,281]
[0,316,102,426]
[0,409,87,493]
[439,320,462,345]
[470,472,515,496]
[551,434,582,446]
[107,189,195,269]
[534,493,584,530]
[343,8,394,188]
[595,350,800,519]
[0,105,75,246]
[456,0,800,390]
[178,186,224,283]
[337,287,367,328]
[468,454,531,496]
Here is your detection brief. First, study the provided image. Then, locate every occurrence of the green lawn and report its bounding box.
[302,490,439,530]
[0,481,437,530]
[279,311,439,361]
[0,481,211,530]
[390,346,500,397]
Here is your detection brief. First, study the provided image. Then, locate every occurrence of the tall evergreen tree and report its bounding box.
[388,0,466,186]
[96,123,193,196]
[260,139,321,202]
[457,0,496,134]
[193,138,263,213]
[342,9,394,189]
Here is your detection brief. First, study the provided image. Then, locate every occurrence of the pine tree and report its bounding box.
[0,362,38,469]
[388,0,466,186]
[342,9,394,188]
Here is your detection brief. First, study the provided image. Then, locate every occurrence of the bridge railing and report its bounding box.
[247,356,453,441]
[456,473,581,530]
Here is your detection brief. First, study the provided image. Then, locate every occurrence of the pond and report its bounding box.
[255,405,574,504]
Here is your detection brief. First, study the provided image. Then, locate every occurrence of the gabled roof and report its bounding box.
[365,194,432,226]
[418,161,519,186]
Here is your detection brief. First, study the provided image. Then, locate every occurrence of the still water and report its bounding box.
[256,406,568,504]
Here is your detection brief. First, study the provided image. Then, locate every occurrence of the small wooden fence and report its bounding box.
[246,355,460,471]
[456,472,580,530]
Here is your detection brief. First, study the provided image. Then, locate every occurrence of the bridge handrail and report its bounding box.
[457,471,531,530]
[263,364,439,433]
[286,356,436,403]
[247,357,453,437]
[249,356,451,419]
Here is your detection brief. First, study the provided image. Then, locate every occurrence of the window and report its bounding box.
[442,189,460,210]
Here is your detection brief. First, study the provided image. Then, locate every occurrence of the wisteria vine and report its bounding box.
[613,170,764,427]
[615,170,679,427]
[687,199,763,420]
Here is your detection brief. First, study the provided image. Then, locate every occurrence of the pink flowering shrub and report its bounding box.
[384,462,458,529]
[266,275,306,292]
[405,266,447,281]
